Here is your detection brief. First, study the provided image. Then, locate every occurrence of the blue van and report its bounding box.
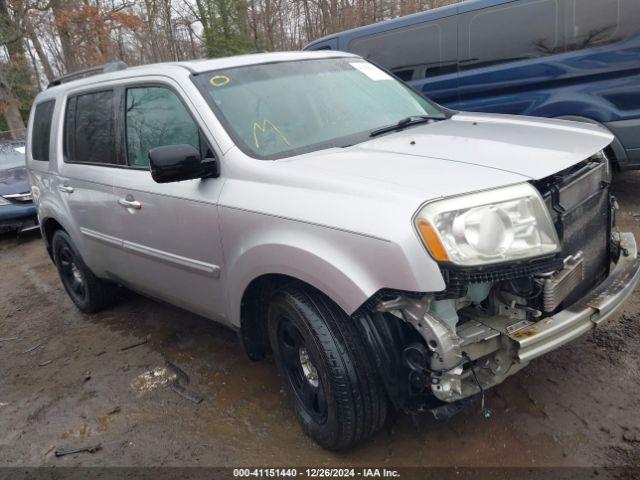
[304,0,640,170]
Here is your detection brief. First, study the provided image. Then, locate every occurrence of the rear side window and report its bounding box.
[64,90,117,165]
[31,100,55,161]
[567,0,640,50]
[459,0,561,71]
[349,17,458,80]
[125,87,199,168]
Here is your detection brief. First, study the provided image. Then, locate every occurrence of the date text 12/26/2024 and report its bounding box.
[233,469,400,478]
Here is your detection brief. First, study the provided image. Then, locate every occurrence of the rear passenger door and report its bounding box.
[57,89,125,280]
[111,82,227,321]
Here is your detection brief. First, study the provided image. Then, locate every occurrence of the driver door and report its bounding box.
[111,83,227,321]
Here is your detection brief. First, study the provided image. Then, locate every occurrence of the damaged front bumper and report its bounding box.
[513,232,640,363]
[377,232,640,405]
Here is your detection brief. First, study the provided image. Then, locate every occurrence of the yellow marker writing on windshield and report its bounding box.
[209,75,230,87]
[253,120,291,149]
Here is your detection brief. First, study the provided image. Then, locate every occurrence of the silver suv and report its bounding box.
[26,52,640,450]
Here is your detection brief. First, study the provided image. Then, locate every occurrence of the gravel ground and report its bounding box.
[0,172,639,469]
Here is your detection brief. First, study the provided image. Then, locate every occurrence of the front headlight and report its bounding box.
[414,183,560,267]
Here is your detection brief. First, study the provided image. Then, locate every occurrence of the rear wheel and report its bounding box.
[52,230,118,313]
[268,285,387,450]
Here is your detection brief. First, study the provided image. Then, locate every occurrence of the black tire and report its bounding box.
[51,230,118,313]
[268,285,387,451]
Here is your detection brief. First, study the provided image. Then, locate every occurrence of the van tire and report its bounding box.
[268,285,387,451]
[51,230,118,313]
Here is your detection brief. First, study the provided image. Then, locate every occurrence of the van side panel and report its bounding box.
[450,0,640,166]
[452,36,640,122]
[316,0,640,168]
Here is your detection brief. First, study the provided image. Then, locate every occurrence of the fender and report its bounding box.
[220,205,442,328]
[33,182,84,253]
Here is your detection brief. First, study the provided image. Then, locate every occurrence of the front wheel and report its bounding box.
[51,230,118,313]
[268,286,387,450]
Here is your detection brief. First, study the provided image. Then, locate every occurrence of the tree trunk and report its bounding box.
[25,18,55,80]
[0,81,26,138]
[0,0,31,135]
[50,0,80,72]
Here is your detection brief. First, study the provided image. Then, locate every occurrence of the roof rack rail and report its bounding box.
[47,60,128,89]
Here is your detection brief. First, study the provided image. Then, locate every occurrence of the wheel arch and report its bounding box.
[36,189,83,258]
[238,273,319,361]
[40,216,72,259]
[232,245,377,361]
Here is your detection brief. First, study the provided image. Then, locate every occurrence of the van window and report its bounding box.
[65,90,117,165]
[125,87,199,168]
[349,17,458,80]
[567,0,640,51]
[460,0,561,71]
[31,100,55,161]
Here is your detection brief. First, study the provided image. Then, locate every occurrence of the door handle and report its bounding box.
[58,185,74,194]
[118,198,142,210]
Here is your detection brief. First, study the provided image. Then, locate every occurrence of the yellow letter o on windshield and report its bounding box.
[210,75,230,87]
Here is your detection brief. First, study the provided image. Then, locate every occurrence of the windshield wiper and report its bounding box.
[369,114,446,137]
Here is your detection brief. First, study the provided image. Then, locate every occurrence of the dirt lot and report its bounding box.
[1,173,640,469]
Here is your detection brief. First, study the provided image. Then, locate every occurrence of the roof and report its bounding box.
[175,50,356,73]
[304,0,510,49]
[41,51,357,96]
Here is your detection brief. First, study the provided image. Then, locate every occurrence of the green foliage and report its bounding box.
[0,1,36,127]
[195,0,253,58]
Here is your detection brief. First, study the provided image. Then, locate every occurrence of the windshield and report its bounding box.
[0,142,26,169]
[192,57,446,159]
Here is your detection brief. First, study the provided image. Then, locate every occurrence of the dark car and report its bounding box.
[0,140,38,234]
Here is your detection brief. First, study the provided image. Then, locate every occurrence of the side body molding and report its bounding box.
[80,227,221,278]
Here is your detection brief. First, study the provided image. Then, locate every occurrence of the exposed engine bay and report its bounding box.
[356,153,632,415]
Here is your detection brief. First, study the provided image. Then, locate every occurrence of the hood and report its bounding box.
[355,112,614,180]
[0,165,30,196]
[225,112,614,245]
[284,112,613,198]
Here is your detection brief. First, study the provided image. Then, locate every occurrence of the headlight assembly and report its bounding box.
[414,183,560,267]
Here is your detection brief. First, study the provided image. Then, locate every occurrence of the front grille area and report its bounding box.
[434,156,612,304]
[539,159,611,307]
[436,257,564,300]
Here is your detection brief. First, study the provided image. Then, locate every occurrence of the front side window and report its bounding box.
[65,90,117,165]
[192,58,445,159]
[31,100,55,161]
[349,17,458,81]
[460,0,561,71]
[125,87,199,168]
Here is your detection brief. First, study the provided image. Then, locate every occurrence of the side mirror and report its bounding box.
[148,144,219,184]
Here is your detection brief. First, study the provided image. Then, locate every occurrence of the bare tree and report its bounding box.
[0,0,459,130]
